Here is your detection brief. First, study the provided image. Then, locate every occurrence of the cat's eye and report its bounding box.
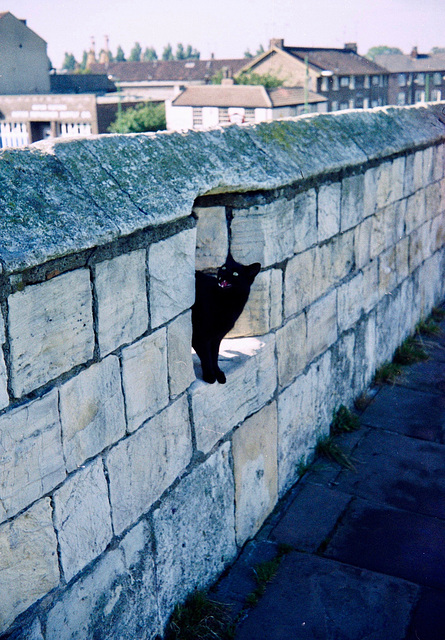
[221,266,226,270]
[233,271,239,276]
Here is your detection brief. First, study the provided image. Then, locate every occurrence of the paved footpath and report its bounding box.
[213,314,445,640]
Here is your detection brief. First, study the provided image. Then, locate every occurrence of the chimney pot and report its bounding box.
[411,46,419,58]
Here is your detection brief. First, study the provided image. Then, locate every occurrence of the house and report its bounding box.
[0,93,149,148]
[88,58,247,101]
[0,11,51,94]
[374,47,445,105]
[166,82,328,130]
[238,39,389,111]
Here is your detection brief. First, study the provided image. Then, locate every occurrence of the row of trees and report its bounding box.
[62,42,202,71]
[62,42,269,71]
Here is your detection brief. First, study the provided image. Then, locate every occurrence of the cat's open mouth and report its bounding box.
[218,280,232,289]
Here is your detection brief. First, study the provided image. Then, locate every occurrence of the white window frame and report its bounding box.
[433,73,442,86]
[218,107,230,123]
[340,76,350,88]
[192,107,203,126]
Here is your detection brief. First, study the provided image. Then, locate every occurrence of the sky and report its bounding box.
[4,0,445,68]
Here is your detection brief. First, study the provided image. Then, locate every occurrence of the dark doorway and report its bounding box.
[30,121,51,143]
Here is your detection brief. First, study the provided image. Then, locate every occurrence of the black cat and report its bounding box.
[192,254,261,384]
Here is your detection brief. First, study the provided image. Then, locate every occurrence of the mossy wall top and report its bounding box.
[0,104,444,274]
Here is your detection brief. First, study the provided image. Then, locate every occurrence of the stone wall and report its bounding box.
[0,104,445,639]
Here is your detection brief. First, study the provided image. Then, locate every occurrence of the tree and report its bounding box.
[129,42,142,62]
[244,49,253,58]
[143,46,158,61]
[255,44,265,56]
[162,43,174,60]
[184,44,200,59]
[62,52,77,71]
[80,50,88,70]
[366,46,403,60]
[108,102,166,133]
[175,43,186,60]
[115,45,126,62]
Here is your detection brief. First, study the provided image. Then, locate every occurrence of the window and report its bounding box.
[372,75,380,86]
[192,107,203,126]
[355,97,364,109]
[397,92,406,105]
[398,74,406,87]
[434,73,442,86]
[244,108,255,123]
[331,100,338,111]
[340,76,350,87]
[415,90,425,103]
[431,89,442,101]
[416,73,425,86]
[355,76,364,88]
[218,108,230,123]
[321,76,329,92]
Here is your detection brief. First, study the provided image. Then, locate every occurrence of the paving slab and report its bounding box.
[332,427,445,519]
[324,498,445,590]
[395,356,445,395]
[269,483,351,552]
[406,587,445,640]
[234,551,418,640]
[360,385,445,443]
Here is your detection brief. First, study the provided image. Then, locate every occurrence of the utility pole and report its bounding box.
[304,55,309,113]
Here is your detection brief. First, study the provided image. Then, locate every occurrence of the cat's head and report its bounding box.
[217,254,261,290]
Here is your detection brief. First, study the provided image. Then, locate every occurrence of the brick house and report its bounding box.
[89,59,247,101]
[239,39,389,111]
[0,11,51,94]
[374,47,445,105]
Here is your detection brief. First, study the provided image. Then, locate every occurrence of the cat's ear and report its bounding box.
[247,263,261,282]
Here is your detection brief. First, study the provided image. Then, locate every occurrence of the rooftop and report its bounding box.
[171,84,327,108]
[374,51,445,73]
[89,59,247,83]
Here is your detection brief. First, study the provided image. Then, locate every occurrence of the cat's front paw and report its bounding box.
[203,372,217,384]
[216,369,226,384]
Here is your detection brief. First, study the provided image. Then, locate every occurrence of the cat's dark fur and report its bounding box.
[192,254,261,384]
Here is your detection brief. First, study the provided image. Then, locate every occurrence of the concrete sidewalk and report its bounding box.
[213,313,445,640]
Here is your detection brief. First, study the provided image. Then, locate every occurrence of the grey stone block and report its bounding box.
[167,311,195,397]
[284,248,316,318]
[276,313,307,389]
[0,390,65,523]
[95,250,149,357]
[59,356,126,472]
[228,269,282,337]
[0,499,59,634]
[106,397,192,535]
[153,442,237,626]
[318,182,341,241]
[293,189,317,254]
[53,458,113,582]
[194,206,229,270]
[231,198,294,267]
[341,173,365,232]
[306,290,338,362]
[232,403,278,545]
[46,522,161,640]
[121,328,169,433]
[8,269,94,397]
[148,228,196,328]
[191,334,276,454]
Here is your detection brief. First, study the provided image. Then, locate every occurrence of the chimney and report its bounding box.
[269,38,284,50]
[86,37,97,69]
[344,42,357,53]
[411,46,419,58]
